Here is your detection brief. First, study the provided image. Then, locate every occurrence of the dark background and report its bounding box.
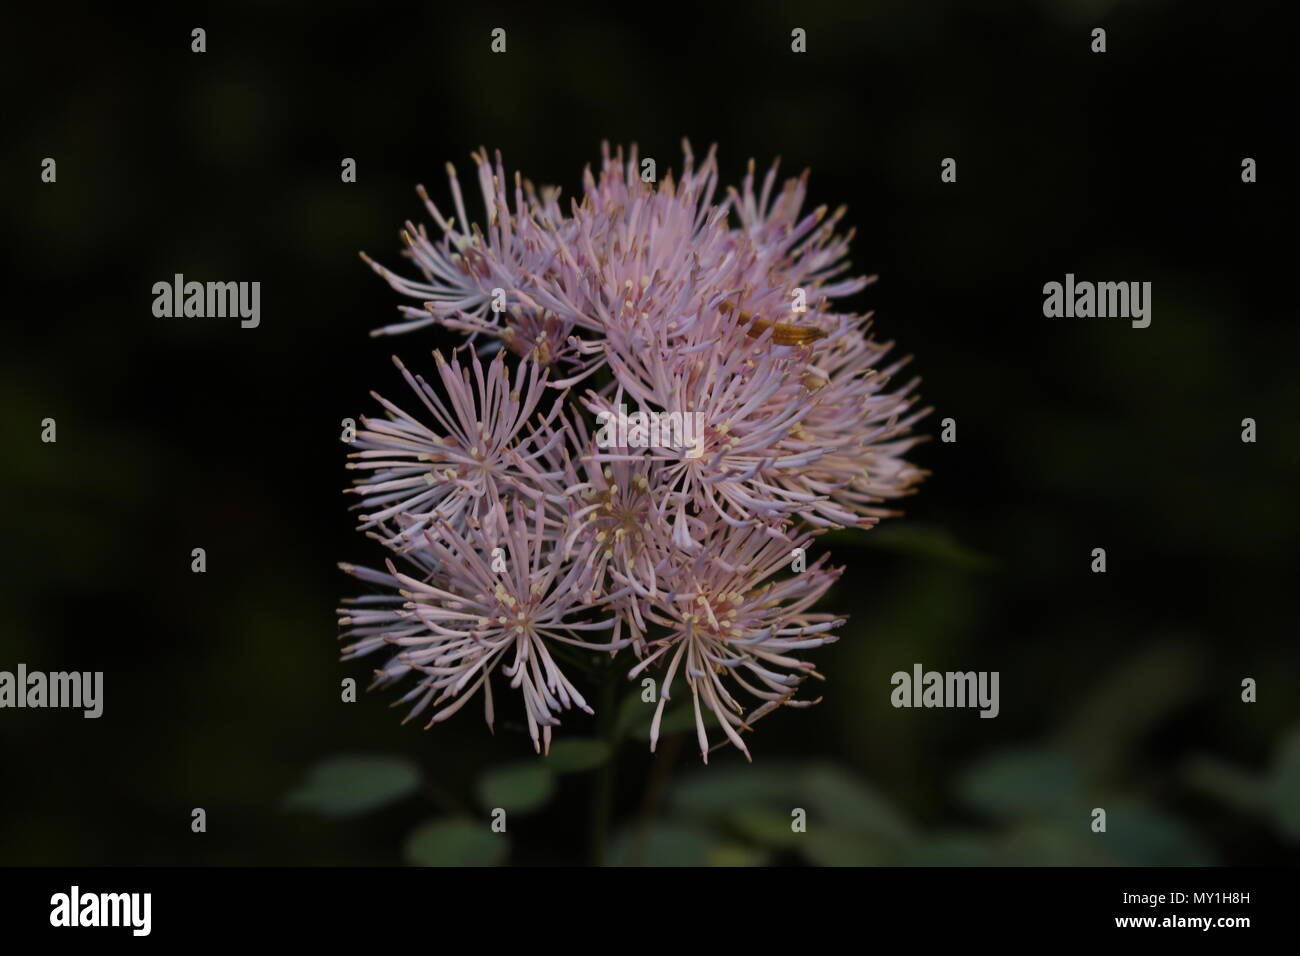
[2,0,1296,866]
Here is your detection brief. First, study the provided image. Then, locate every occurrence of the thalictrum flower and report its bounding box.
[340,498,626,754]
[342,142,927,760]
[623,522,842,762]
[346,348,563,550]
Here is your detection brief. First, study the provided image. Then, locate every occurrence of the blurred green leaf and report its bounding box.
[1267,726,1300,839]
[1184,725,1300,842]
[957,747,1083,822]
[545,738,611,773]
[1059,639,1204,772]
[284,755,420,818]
[404,817,508,867]
[802,764,913,845]
[1102,805,1215,866]
[670,764,806,815]
[801,829,891,866]
[707,844,772,866]
[991,808,1213,867]
[1184,756,1268,814]
[998,822,1107,866]
[608,822,719,866]
[728,806,805,848]
[475,763,555,815]
[906,833,999,866]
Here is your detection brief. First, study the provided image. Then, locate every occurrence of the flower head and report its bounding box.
[624,522,843,762]
[346,348,563,549]
[339,498,625,754]
[342,142,928,760]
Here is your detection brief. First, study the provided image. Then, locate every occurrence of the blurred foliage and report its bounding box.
[476,764,556,816]
[1187,723,1300,841]
[545,738,612,773]
[284,755,420,818]
[277,631,1290,865]
[405,818,508,867]
[609,746,1216,866]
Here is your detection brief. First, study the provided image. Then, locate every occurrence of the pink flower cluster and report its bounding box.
[338,142,926,761]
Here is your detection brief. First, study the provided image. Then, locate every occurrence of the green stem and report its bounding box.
[629,730,684,866]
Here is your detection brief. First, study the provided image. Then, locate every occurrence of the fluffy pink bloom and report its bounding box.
[339,498,625,754]
[342,142,928,760]
[346,348,563,550]
[622,522,843,762]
